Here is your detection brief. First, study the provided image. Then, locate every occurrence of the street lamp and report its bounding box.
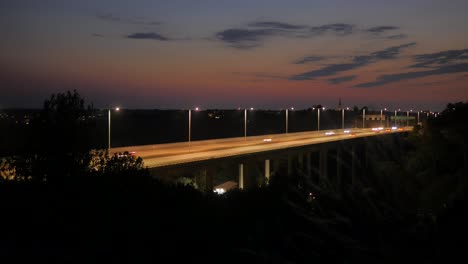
[315,106,325,131]
[285,107,294,134]
[341,107,349,129]
[108,107,120,152]
[380,108,386,127]
[244,107,254,140]
[362,108,366,128]
[188,107,200,146]
[394,109,398,126]
[406,110,410,127]
[341,108,345,129]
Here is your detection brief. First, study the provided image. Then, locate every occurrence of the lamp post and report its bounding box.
[244,107,253,140]
[417,111,420,125]
[342,108,345,129]
[244,108,247,140]
[285,107,294,134]
[406,110,410,127]
[188,107,200,146]
[108,107,120,152]
[380,108,386,127]
[362,108,366,128]
[316,107,324,131]
[394,110,398,126]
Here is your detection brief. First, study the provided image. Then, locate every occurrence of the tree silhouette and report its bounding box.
[26,90,96,182]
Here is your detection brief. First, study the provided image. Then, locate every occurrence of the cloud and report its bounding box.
[97,13,161,26]
[366,26,399,34]
[289,43,416,80]
[386,34,407,40]
[215,28,275,49]
[410,48,468,68]
[355,63,468,88]
[309,23,355,36]
[371,42,416,59]
[294,56,325,64]
[126,32,169,41]
[215,21,355,49]
[328,75,356,84]
[92,33,104,37]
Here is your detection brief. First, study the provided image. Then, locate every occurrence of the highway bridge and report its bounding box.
[111,126,412,192]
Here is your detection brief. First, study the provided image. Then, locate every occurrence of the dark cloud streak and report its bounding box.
[355,63,468,88]
[215,21,355,49]
[310,23,354,36]
[387,34,407,40]
[410,49,468,68]
[328,75,356,84]
[294,56,325,64]
[290,43,416,80]
[366,26,399,34]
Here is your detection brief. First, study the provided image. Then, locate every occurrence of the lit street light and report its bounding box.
[406,110,410,127]
[362,108,366,128]
[108,107,120,152]
[380,108,386,127]
[188,107,200,146]
[244,108,254,140]
[285,107,294,134]
[342,108,345,129]
[341,107,350,129]
[394,109,398,126]
[315,106,325,131]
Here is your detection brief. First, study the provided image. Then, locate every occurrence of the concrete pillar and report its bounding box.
[287,154,293,176]
[351,145,357,185]
[199,168,214,192]
[306,152,312,177]
[265,159,270,183]
[336,146,342,187]
[319,147,328,182]
[238,163,244,190]
[298,153,304,171]
[206,168,214,192]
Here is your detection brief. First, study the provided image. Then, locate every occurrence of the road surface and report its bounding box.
[110,127,412,168]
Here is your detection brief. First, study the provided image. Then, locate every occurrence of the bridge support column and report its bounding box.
[298,153,304,171]
[336,146,342,188]
[265,159,270,184]
[196,168,214,192]
[319,147,328,183]
[351,145,357,185]
[287,154,293,176]
[306,152,312,177]
[238,163,244,190]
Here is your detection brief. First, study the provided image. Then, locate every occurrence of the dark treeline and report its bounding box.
[0,91,467,263]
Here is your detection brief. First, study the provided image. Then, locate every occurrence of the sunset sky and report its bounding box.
[1,0,468,111]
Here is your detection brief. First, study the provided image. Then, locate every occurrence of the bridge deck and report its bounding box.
[110,127,412,168]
